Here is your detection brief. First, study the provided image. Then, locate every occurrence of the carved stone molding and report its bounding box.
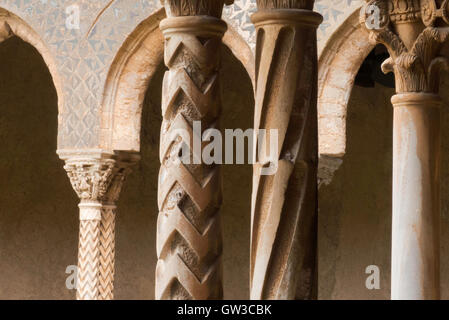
[360,0,449,93]
[250,2,322,300]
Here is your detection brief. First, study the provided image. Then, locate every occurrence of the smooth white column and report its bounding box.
[391,93,441,300]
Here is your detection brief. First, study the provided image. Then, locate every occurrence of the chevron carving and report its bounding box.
[157,11,228,300]
[98,206,116,300]
[64,157,133,300]
[77,219,101,300]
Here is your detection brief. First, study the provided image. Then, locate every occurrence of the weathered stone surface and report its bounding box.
[250,2,322,300]
[156,1,229,300]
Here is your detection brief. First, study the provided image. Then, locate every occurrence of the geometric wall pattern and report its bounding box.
[0,0,362,149]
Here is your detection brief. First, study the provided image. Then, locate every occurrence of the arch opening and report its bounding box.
[0,36,77,299]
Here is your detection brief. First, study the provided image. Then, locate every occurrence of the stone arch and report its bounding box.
[100,8,255,152]
[318,9,375,159]
[0,8,63,117]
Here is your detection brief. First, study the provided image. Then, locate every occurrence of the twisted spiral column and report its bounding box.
[250,0,322,300]
[156,0,231,300]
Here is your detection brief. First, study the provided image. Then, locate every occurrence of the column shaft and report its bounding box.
[77,202,102,300]
[156,1,231,300]
[250,2,322,300]
[391,93,441,299]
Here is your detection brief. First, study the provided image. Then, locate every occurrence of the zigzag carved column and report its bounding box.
[98,154,137,300]
[61,152,135,300]
[156,0,233,300]
[250,0,322,300]
[361,0,449,299]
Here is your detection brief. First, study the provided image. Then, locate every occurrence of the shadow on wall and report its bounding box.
[0,36,78,299]
[318,78,394,299]
[115,45,254,300]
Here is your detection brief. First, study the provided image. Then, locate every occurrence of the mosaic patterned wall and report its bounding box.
[0,0,363,150]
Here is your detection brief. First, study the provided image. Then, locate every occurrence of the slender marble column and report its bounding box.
[156,0,233,300]
[60,151,135,300]
[98,153,137,300]
[250,0,322,300]
[360,0,449,299]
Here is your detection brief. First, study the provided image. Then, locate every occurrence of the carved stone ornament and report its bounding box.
[161,0,234,18]
[421,0,449,26]
[256,0,315,10]
[360,0,449,93]
[64,159,116,202]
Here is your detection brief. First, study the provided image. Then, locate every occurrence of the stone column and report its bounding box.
[60,151,135,300]
[98,153,137,300]
[156,0,233,300]
[250,1,322,300]
[361,0,449,300]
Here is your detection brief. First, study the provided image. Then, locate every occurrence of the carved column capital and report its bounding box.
[250,0,321,300]
[360,0,449,93]
[60,151,138,204]
[161,0,234,18]
[256,0,315,10]
[63,159,115,203]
